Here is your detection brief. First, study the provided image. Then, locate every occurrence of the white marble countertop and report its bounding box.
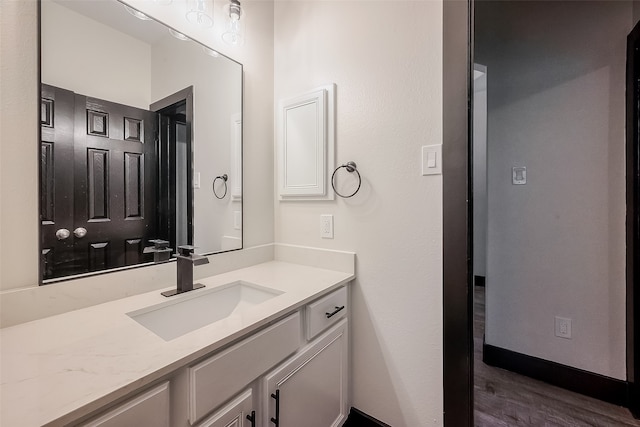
[0,261,354,427]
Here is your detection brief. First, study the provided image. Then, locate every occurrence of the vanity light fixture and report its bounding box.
[169,28,190,41]
[222,0,245,46]
[124,5,151,21]
[186,0,214,28]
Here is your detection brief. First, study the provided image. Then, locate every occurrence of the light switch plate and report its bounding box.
[194,172,201,189]
[422,144,442,176]
[320,215,334,239]
[512,167,526,185]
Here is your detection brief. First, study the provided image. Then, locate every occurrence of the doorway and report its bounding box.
[443,1,640,425]
[150,87,194,253]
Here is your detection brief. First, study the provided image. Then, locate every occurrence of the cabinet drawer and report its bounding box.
[189,312,301,424]
[306,286,348,340]
[79,382,170,427]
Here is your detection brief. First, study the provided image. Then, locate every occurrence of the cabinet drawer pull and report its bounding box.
[325,305,345,318]
[270,390,280,426]
[246,410,256,427]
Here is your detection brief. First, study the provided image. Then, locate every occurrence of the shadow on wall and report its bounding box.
[475,1,628,109]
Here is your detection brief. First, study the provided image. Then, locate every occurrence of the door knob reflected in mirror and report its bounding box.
[56,228,70,240]
[74,227,87,238]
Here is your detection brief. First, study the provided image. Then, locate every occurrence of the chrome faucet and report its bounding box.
[161,245,209,297]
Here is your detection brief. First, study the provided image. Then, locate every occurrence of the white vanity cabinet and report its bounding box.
[263,320,349,427]
[71,285,349,427]
[188,312,302,424]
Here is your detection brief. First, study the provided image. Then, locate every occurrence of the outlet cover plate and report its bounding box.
[320,214,334,239]
[555,316,572,339]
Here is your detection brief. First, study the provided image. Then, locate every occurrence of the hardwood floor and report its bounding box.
[473,286,640,427]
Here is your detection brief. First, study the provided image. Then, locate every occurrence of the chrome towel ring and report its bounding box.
[213,174,228,199]
[331,161,361,198]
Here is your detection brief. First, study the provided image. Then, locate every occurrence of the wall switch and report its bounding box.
[320,214,334,239]
[194,172,201,189]
[422,144,442,176]
[234,211,242,230]
[555,316,572,339]
[512,167,526,185]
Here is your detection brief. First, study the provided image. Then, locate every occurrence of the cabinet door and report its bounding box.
[264,320,348,427]
[196,389,256,427]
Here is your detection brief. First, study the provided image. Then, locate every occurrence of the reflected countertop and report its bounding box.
[0,261,354,427]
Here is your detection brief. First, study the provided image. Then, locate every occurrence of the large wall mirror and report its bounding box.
[39,0,243,283]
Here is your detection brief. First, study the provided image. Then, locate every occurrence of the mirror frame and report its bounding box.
[37,0,244,285]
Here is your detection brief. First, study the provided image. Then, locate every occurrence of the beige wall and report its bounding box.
[476,1,631,379]
[273,1,443,425]
[0,0,274,324]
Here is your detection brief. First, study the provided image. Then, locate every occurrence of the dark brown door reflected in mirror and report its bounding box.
[41,84,157,280]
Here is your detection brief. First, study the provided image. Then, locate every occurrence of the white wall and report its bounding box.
[476,1,631,379]
[473,66,487,277]
[274,2,443,426]
[41,1,151,110]
[0,0,274,325]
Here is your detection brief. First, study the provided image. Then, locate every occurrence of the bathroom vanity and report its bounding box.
[0,261,353,427]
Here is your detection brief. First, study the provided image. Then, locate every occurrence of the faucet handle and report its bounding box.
[177,245,197,257]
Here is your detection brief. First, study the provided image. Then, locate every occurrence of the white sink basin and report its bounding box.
[127,281,283,341]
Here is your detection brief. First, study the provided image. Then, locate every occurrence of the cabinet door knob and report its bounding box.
[74,227,87,238]
[55,228,70,240]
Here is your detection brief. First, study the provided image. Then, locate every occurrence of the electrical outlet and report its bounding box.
[555,316,572,339]
[320,215,334,239]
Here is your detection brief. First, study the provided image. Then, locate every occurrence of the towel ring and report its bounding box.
[331,161,361,198]
[213,174,228,199]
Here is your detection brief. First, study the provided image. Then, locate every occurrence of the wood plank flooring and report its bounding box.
[474,286,640,427]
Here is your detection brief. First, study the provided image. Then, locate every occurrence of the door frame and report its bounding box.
[442,0,473,425]
[626,19,640,419]
[150,87,194,250]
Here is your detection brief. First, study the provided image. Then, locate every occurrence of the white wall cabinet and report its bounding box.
[263,320,349,427]
[76,286,349,427]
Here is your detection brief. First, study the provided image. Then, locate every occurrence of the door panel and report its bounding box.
[40,84,157,279]
[74,94,157,273]
[264,320,348,427]
[40,85,76,280]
